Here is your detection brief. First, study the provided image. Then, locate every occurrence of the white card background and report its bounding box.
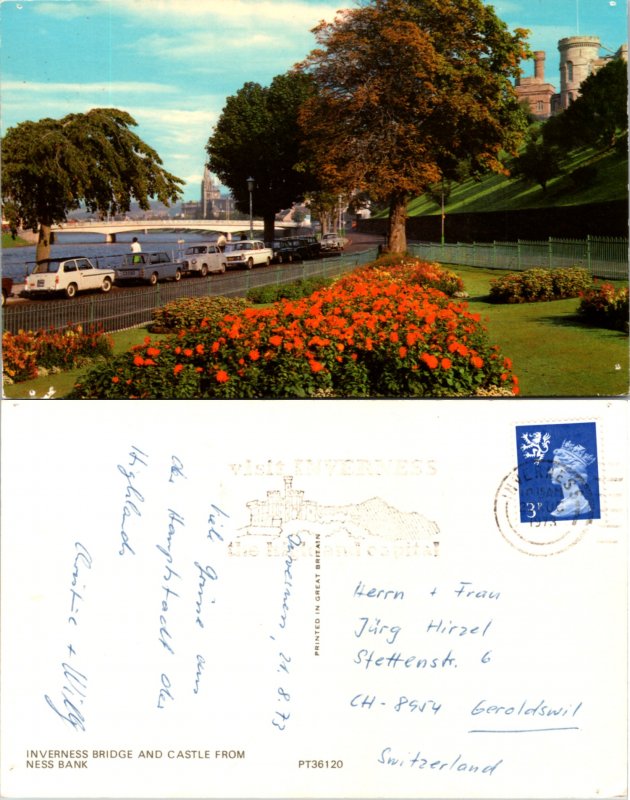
[1,398,627,798]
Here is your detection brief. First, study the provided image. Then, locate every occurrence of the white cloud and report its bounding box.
[1,80,177,95]
[32,0,344,28]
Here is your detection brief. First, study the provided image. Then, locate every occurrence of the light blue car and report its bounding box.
[115,252,182,285]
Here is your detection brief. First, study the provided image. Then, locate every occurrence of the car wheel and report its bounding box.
[220,263,226,273]
[277,254,284,264]
[66,283,78,299]
[246,257,254,270]
[101,276,112,293]
[174,269,182,282]
[1,291,6,307]
[266,257,271,266]
[149,272,158,286]
[200,265,208,278]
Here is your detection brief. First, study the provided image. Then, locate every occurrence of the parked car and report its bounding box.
[321,232,345,252]
[268,239,303,264]
[293,236,322,260]
[115,252,182,285]
[179,243,225,277]
[2,276,13,306]
[223,240,273,270]
[24,257,115,298]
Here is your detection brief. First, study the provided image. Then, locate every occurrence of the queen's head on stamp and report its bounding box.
[548,440,596,519]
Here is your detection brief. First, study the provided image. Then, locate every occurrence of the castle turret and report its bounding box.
[558,36,601,110]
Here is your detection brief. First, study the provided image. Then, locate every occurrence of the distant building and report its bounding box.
[514,36,627,120]
[180,200,202,219]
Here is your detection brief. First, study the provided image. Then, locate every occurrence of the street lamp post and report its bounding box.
[247,177,255,239]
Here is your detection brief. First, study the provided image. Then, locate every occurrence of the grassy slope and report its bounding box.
[2,233,30,248]
[401,146,628,217]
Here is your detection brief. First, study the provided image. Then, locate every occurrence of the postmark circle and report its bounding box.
[494,466,592,556]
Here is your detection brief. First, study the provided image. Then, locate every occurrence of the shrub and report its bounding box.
[489,267,591,303]
[149,295,251,333]
[578,283,629,333]
[246,277,333,304]
[2,326,113,383]
[69,263,518,400]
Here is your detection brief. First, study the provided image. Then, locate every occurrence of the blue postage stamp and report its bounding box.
[515,422,600,524]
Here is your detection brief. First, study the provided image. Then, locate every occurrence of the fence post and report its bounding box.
[517,240,521,271]
[548,238,553,270]
[586,235,592,276]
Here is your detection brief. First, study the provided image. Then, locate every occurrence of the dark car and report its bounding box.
[268,239,303,264]
[293,236,322,260]
[2,275,13,306]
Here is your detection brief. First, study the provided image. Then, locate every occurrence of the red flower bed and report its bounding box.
[70,263,518,399]
[3,326,113,383]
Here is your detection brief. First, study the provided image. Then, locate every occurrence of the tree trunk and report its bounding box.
[263,214,276,244]
[36,222,53,262]
[387,192,408,254]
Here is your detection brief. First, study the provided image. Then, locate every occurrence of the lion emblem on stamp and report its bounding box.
[519,431,551,462]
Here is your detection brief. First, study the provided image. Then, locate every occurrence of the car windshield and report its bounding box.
[32,261,61,274]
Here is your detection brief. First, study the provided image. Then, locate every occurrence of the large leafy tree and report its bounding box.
[297,0,529,252]
[544,59,628,151]
[1,108,184,262]
[206,71,317,243]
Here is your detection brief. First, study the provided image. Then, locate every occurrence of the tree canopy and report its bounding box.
[206,71,317,242]
[1,108,184,261]
[544,58,628,151]
[297,0,530,252]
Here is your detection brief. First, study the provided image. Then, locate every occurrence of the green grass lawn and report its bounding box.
[2,232,30,248]
[454,265,629,396]
[3,270,628,398]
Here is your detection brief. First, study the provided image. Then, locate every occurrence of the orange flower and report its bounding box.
[133,355,144,367]
[183,348,193,358]
[195,344,205,355]
[211,341,220,353]
[216,370,229,383]
[421,353,439,369]
[112,376,120,383]
[144,358,156,366]
[146,347,161,357]
[398,346,408,358]
[389,331,399,343]
[173,364,184,375]
[175,346,182,355]
[269,335,282,346]
[249,349,260,361]
[310,360,324,373]
[471,356,484,369]
[441,358,452,370]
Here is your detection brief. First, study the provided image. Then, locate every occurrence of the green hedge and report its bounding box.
[489,267,592,303]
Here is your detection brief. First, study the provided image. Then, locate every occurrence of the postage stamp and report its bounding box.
[515,422,600,524]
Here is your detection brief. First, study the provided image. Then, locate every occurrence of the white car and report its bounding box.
[179,243,225,277]
[321,233,345,252]
[223,240,273,270]
[25,257,115,298]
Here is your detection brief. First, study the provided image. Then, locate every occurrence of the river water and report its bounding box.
[0,231,216,282]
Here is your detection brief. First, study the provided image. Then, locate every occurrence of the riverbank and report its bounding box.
[2,232,33,248]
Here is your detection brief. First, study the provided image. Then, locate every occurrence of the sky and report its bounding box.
[0,0,627,203]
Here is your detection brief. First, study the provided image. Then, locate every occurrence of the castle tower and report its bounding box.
[558,36,601,110]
